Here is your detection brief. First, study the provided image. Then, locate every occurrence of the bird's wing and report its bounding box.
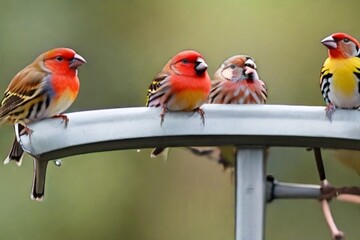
[320,60,333,105]
[0,66,47,118]
[146,72,171,107]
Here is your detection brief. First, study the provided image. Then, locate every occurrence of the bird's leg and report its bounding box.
[160,107,167,126]
[52,114,69,128]
[194,108,205,125]
[19,123,32,136]
[325,103,336,122]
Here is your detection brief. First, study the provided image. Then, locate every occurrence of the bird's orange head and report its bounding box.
[321,33,360,59]
[38,48,86,74]
[168,50,208,77]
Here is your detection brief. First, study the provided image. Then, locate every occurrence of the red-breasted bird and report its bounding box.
[146,50,211,157]
[189,55,267,168]
[1,48,86,200]
[320,32,360,120]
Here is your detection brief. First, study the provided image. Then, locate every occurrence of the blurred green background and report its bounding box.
[0,0,359,239]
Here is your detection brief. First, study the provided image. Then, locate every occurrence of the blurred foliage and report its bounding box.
[0,0,359,239]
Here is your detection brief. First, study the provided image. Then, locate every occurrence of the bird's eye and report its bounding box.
[181,58,189,64]
[343,38,350,43]
[229,64,236,69]
[55,56,64,61]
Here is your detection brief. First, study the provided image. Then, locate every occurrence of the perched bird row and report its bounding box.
[147,32,360,176]
[145,33,360,239]
[0,32,359,203]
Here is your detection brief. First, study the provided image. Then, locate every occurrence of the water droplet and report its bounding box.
[54,159,62,167]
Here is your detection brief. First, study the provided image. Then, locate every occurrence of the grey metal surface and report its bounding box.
[17,104,360,161]
[235,148,266,240]
[266,179,321,202]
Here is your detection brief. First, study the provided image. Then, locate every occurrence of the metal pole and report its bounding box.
[235,148,266,240]
[266,177,321,202]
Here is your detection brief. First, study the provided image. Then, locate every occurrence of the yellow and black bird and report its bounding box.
[320,32,360,120]
[320,32,360,175]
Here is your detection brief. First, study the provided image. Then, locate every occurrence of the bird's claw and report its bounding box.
[195,108,205,125]
[325,104,336,122]
[160,108,167,126]
[53,114,69,128]
[19,125,33,136]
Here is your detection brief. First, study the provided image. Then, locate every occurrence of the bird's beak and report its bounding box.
[195,57,208,73]
[321,36,337,49]
[244,59,256,69]
[69,53,87,69]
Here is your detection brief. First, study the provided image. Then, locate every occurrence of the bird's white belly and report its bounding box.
[329,83,360,108]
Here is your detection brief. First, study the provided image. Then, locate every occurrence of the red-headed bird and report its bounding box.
[320,33,360,175]
[1,48,86,200]
[189,55,267,169]
[320,32,360,120]
[319,33,360,238]
[146,50,211,157]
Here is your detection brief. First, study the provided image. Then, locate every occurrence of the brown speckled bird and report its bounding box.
[189,55,267,169]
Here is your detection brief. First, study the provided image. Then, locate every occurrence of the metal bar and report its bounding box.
[235,148,266,240]
[17,105,360,161]
[266,177,320,202]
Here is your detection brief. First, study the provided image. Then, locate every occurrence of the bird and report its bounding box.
[1,48,86,200]
[320,32,360,121]
[189,55,267,169]
[319,33,360,175]
[318,33,360,238]
[209,55,267,104]
[146,50,211,157]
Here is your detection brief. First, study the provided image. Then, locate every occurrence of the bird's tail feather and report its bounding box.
[3,137,24,166]
[151,147,169,161]
[4,124,25,166]
[188,146,235,169]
